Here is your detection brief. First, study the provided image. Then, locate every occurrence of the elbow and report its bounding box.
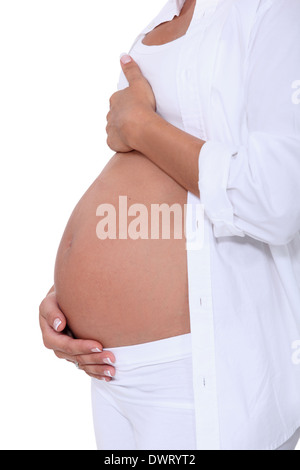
[239,209,300,246]
[261,217,299,246]
[203,179,300,246]
[230,189,300,245]
[259,197,300,245]
[212,205,300,246]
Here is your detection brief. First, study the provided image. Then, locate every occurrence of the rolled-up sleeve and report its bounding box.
[198,0,300,246]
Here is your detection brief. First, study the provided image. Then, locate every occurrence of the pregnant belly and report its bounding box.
[54,152,190,348]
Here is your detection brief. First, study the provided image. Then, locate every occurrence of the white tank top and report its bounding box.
[118,34,185,132]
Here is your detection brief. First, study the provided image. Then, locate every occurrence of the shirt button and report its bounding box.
[200,296,213,310]
[182,69,192,80]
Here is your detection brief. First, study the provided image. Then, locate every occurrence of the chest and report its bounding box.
[143,0,196,46]
[119,0,254,143]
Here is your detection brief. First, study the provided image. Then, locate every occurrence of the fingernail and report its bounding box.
[53,318,62,331]
[91,348,102,353]
[103,357,114,366]
[120,53,132,65]
[104,370,113,378]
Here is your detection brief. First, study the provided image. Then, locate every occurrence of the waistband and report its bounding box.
[104,333,192,367]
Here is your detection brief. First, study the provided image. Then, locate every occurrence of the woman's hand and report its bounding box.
[106,55,156,153]
[39,290,116,381]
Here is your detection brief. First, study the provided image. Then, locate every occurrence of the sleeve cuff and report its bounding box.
[198,141,245,238]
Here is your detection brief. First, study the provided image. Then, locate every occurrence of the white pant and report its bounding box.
[91,333,197,450]
[91,333,300,451]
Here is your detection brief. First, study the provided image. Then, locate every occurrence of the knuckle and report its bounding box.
[106,136,112,149]
[54,351,63,359]
[130,75,142,86]
[39,297,55,323]
[65,345,74,356]
[39,298,46,315]
[109,93,116,106]
[89,365,103,376]
[43,337,52,350]
[60,340,73,356]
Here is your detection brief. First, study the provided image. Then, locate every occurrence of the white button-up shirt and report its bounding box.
[126,0,300,450]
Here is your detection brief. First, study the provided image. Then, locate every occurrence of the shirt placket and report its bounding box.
[179,1,225,451]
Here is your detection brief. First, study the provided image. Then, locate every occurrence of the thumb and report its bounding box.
[39,291,67,333]
[120,54,143,84]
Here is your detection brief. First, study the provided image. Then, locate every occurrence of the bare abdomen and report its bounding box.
[54,152,190,348]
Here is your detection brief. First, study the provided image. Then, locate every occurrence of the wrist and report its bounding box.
[125,108,158,151]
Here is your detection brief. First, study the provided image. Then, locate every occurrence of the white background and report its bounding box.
[0,0,163,451]
[0,0,299,451]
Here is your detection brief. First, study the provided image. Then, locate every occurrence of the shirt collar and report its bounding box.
[139,0,221,37]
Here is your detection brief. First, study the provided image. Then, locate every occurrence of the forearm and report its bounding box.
[129,111,205,197]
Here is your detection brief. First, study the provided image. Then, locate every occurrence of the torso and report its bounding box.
[54,1,196,348]
[55,153,190,347]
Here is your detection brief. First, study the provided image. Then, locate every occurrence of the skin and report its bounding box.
[107,0,204,196]
[54,150,191,348]
[39,286,116,381]
[39,0,205,381]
